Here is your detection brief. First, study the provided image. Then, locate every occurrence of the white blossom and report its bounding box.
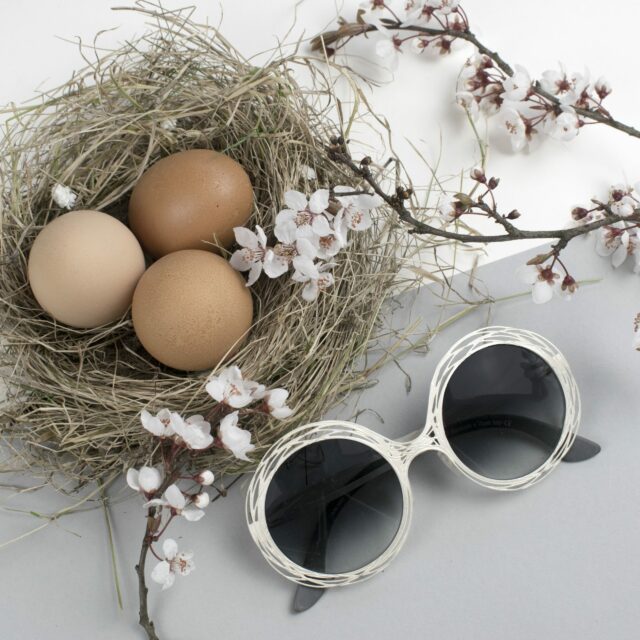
[608,185,636,218]
[334,186,382,231]
[517,264,560,304]
[126,466,163,494]
[595,225,639,270]
[275,189,332,242]
[145,483,206,521]
[141,408,175,438]
[502,65,531,102]
[218,411,256,461]
[455,90,479,120]
[375,34,402,70]
[544,108,580,142]
[51,184,77,209]
[170,414,213,450]
[229,226,288,285]
[151,538,194,590]
[540,66,590,106]
[206,366,264,408]
[499,107,528,151]
[263,388,294,419]
[291,256,336,302]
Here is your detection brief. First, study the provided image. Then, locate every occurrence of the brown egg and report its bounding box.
[128,149,254,258]
[132,249,253,371]
[28,210,146,328]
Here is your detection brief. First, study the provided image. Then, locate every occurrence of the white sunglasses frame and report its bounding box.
[245,326,581,588]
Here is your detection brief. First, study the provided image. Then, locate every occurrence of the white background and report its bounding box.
[1,2,640,640]
[2,0,640,264]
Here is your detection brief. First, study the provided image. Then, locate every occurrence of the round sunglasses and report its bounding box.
[245,326,600,603]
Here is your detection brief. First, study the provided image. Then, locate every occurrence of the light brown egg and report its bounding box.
[131,249,253,371]
[28,210,146,328]
[128,149,254,258]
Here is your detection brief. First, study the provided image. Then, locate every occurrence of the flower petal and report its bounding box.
[308,189,330,214]
[233,226,259,249]
[532,281,554,304]
[246,260,263,286]
[301,280,319,301]
[162,538,178,561]
[140,410,164,437]
[263,251,289,279]
[126,468,140,491]
[311,215,333,236]
[284,190,308,211]
[164,484,186,510]
[229,249,254,272]
[205,379,225,403]
[151,560,173,588]
[182,506,205,522]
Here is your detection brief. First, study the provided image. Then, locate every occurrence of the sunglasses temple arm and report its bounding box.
[562,434,601,463]
[292,461,390,612]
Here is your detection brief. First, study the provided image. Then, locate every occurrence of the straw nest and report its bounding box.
[0,4,422,488]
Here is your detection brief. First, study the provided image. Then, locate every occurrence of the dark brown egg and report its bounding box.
[131,250,253,371]
[128,149,254,258]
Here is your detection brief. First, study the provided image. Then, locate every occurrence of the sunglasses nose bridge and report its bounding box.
[393,431,439,465]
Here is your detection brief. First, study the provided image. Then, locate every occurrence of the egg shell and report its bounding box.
[27,210,146,328]
[131,249,253,371]
[128,149,254,258]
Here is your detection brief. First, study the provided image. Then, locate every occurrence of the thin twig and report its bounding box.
[327,141,638,252]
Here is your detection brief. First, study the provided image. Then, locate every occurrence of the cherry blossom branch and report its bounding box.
[136,472,179,640]
[127,367,294,640]
[326,137,639,248]
[311,4,640,142]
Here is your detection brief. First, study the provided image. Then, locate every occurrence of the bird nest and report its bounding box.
[0,4,425,489]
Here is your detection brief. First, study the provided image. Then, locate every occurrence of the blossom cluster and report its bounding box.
[125,366,293,589]
[575,184,640,272]
[359,0,466,69]
[515,183,640,307]
[457,55,612,150]
[230,187,382,301]
[353,2,612,151]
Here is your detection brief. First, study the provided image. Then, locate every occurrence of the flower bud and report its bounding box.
[561,275,577,293]
[470,168,486,183]
[193,492,210,509]
[196,470,215,486]
[571,207,588,221]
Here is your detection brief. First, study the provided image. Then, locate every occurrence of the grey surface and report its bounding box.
[1,243,639,640]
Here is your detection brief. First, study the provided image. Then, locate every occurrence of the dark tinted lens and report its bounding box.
[265,439,403,574]
[442,344,566,480]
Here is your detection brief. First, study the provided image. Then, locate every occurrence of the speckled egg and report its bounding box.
[128,149,254,258]
[131,249,253,371]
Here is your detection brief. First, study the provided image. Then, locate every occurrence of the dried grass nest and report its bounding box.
[0,4,420,488]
